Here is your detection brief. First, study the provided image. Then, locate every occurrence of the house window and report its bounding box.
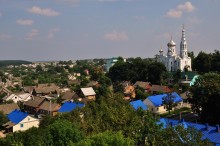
[20,124,24,128]
[164,106,166,109]
[157,107,159,111]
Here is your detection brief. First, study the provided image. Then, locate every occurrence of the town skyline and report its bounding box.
[0,0,219,61]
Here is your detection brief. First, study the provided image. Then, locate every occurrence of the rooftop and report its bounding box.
[159,118,220,144]
[130,100,148,110]
[8,109,28,124]
[58,101,84,112]
[147,92,183,107]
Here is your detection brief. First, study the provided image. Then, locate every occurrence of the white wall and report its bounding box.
[13,116,39,132]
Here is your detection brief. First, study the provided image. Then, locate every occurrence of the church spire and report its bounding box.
[180,24,188,58]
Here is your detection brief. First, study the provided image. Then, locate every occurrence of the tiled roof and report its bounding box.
[159,118,220,144]
[8,109,28,124]
[0,103,20,114]
[24,96,45,107]
[61,91,75,100]
[150,85,171,93]
[134,81,150,89]
[58,101,84,112]
[39,101,60,112]
[130,100,148,110]
[34,83,61,94]
[147,92,183,107]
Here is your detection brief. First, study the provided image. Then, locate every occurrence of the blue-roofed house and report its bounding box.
[58,101,84,113]
[3,109,40,133]
[130,100,148,110]
[143,92,183,114]
[158,118,220,145]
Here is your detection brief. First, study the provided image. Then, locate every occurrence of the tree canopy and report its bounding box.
[190,72,220,125]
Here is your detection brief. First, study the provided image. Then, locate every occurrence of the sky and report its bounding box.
[0,0,220,61]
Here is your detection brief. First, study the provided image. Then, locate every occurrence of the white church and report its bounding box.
[157,26,192,72]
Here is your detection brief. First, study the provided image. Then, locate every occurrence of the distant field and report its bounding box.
[0,60,32,67]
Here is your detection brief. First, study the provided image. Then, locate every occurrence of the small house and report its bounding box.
[3,109,39,133]
[143,92,183,114]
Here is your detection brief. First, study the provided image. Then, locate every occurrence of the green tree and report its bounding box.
[74,131,134,146]
[193,51,212,73]
[211,50,220,72]
[44,119,84,146]
[0,111,8,130]
[190,73,220,125]
[148,62,167,84]
[162,93,177,114]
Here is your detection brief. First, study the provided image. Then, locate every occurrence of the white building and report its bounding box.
[157,26,192,72]
[3,109,40,133]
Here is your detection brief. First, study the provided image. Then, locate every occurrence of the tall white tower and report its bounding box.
[180,25,188,58]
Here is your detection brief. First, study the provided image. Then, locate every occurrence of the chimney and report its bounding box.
[216,125,220,132]
[205,123,209,130]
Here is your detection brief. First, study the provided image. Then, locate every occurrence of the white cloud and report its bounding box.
[47,28,60,39]
[103,31,128,41]
[167,9,182,18]
[16,19,34,26]
[28,6,60,16]
[177,2,195,12]
[0,34,12,41]
[167,2,195,18]
[26,29,39,40]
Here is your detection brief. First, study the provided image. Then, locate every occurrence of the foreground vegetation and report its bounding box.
[0,94,208,146]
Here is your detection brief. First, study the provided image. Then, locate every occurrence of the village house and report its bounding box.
[133,81,151,92]
[3,109,40,133]
[149,85,171,94]
[17,93,33,102]
[143,92,183,114]
[23,96,46,114]
[38,101,60,116]
[2,93,21,103]
[61,91,79,103]
[33,83,61,97]
[79,87,96,101]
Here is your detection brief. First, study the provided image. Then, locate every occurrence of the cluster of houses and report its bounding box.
[0,84,96,134]
[0,70,219,145]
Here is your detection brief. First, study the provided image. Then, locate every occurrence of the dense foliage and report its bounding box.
[108,57,167,84]
[190,73,220,125]
[0,94,208,145]
[0,60,31,67]
[193,50,220,73]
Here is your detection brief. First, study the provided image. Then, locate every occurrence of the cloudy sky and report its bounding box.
[0,0,219,61]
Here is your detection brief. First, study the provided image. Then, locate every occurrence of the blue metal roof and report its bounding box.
[159,118,220,144]
[130,100,148,110]
[148,92,183,107]
[58,101,84,113]
[7,109,28,124]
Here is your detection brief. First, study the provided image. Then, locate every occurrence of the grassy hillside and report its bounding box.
[0,60,32,67]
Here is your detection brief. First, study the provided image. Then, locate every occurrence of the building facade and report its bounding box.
[157,26,192,72]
